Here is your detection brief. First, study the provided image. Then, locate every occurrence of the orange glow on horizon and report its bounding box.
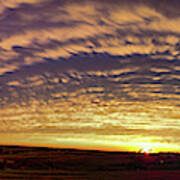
[0,133,180,154]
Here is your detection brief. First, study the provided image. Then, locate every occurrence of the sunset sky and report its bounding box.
[0,0,180,153]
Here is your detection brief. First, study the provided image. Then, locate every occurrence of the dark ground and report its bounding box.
[0,145,180,180]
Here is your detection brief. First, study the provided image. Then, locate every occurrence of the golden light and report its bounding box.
[136,143,154,154]
[127,141,180,154]
[141,147,151,155]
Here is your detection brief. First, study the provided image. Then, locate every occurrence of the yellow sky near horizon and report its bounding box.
[1,96,180,153]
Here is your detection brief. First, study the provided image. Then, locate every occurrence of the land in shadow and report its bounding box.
[0,145,180,179]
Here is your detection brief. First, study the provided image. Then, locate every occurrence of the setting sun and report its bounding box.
[125,141,180,154]
[141,147,151,154]
[137,143,154,154]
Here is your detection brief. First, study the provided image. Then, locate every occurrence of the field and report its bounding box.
[0,146,180,179]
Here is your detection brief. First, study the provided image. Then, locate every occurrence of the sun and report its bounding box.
[124,141,180,154]
[137,143,154,154]
[141,147,151,154]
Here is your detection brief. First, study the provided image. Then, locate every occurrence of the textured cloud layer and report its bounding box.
[0,0,180,152]
[0,0,180,75]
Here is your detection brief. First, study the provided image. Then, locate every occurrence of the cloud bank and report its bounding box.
[0,0,180,152]
[0,0,179,75]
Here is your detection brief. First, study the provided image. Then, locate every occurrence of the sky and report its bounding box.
[0,0,180,153]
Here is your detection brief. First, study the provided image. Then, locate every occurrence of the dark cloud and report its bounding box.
[0,0,180,76]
